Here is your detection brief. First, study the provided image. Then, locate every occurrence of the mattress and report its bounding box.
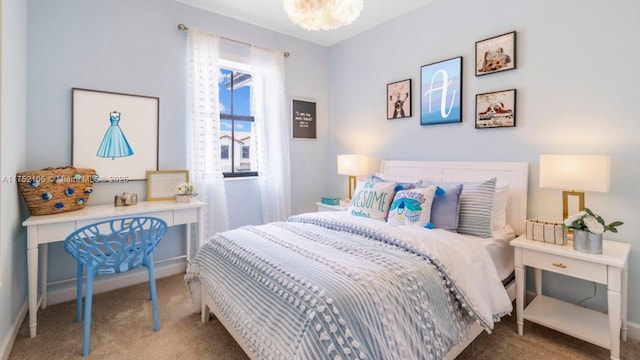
[466,226,516,283]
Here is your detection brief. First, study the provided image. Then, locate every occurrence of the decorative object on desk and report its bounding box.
[17,166,97,215]
[420,57,462,125]
[146,170,189,201]
[337,154,368,199]
[475,89,516,128]
[72,88,159,182]
[539,154,610,220]
[114,192,138,207]
[283,0,363,31]
[321,196,341,206]
[563,208,623,254]
[387,79,411,119]
[475,31,516,76]
[175,182,196,203]
[525,219,567,245]
[96,111,134,160]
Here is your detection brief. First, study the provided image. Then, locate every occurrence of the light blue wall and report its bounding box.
[0,0,28,356]
[24,0,329,294]
[327,0,640,324]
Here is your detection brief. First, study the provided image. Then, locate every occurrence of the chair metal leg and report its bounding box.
[146,259,160,331]
[82,269,96,357]
[76,262,83,322]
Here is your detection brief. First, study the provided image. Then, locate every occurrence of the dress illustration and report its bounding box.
[96,111,134,159]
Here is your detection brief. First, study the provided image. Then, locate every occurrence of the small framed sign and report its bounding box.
[291,99,316,139]
[146,170,189,201]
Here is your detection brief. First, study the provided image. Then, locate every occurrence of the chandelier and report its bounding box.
[283,0,364,31]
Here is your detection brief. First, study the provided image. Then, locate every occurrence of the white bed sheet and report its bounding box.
[461,226,516,282]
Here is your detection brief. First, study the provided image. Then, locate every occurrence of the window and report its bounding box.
[219,67,256,177]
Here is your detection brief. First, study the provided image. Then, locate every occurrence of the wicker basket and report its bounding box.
[17,166,98,215]
[525,219,567,245]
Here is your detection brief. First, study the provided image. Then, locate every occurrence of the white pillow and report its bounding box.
[347,180,397,221]
[492,183,509,231]
[387,186,437,227]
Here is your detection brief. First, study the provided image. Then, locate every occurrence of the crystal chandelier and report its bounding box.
[283,0,364,31]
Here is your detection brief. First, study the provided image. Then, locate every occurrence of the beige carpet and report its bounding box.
[9,273,640,359]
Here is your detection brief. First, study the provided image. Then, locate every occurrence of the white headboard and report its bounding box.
[380,160,529,235]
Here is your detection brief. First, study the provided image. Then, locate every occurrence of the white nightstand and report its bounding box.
[315,202,348,212]
[511,235,630,360]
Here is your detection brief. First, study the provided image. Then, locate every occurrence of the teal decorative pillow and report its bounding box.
[347,180,397,221]
[387,185,437,227]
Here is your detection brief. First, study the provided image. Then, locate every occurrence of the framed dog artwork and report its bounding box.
[475,89,516,128]
[475,31,516,76]
[387,79,412,119]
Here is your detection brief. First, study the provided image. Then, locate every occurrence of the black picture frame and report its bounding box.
[475,31,516,76]
[387,79,411,119]
[420,56,463,125]
[475,89,516,128]
[291,99,316,139]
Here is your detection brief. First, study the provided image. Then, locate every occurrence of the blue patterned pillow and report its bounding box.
[387,186,437,227]
[430,184,463,231]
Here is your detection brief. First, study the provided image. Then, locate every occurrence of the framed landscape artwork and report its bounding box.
[387,79,411,119]
[420,57,462,125]
[475,89,516,128]
[475,31,516,76]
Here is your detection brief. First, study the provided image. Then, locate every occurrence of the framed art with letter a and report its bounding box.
[420,57,462,125]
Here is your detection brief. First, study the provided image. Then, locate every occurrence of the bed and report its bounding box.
[186,160,529,359]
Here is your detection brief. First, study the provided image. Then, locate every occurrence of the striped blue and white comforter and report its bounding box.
[186,212,512,360]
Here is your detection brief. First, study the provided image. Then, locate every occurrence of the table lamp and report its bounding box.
[539,154,610,220]
[337,154,368,199]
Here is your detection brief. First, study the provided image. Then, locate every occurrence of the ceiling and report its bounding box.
[176,0,436,47]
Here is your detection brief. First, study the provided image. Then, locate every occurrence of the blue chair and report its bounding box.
[63,216,168,356]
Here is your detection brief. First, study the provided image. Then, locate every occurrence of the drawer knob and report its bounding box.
[552,262,567,269]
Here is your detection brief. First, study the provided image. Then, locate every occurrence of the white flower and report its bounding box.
[563,211,586,227]
[176,182,194,195]
[583,216,605,234]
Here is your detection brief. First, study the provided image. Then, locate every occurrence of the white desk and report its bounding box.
[22,200,205,338]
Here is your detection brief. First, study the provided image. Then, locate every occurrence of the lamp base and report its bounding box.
[562,190,585,220]
[348,176,357,199]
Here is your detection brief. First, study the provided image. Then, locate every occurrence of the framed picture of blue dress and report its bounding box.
[72,88,159,182]
[420,57,463,125]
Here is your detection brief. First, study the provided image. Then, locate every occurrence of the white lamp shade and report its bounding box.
[337,154,368,176]
[539,154,610,192]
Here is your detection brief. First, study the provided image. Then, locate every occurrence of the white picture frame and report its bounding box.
[72,88,159,182]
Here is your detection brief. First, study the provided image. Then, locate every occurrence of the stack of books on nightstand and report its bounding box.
[320,197,341,206]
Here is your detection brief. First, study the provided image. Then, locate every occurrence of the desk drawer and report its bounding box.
[522,249,607,284]
[174,208,198,224]
[76,211,174,228]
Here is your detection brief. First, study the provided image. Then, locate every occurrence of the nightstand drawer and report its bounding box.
[522,249,607,284]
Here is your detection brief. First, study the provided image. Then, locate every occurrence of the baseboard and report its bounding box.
[0,302,28,360]
[46,260,186,306]
[0,260,186,360]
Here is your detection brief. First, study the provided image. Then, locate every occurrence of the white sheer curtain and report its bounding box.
[186,29,229,244]
[250,46,291,222]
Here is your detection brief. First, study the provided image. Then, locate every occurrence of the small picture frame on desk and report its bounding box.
[146,170,189,201]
